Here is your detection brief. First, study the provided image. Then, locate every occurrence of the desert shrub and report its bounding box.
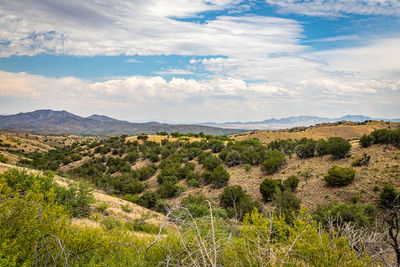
[202,155,222,171]
[101,217,123,230]
[126,219,163,234]
[120,204,132,213]
[274,190,301,223]
[219,185,260,220]
[188,178,200,187]
[224,150,241,166]
[157,174,179,185]
[156,183,185,198]
[260,178,283,202]
[243,163,252,172]
[313,202,376,228]
[283,175,300,192]
[180,194,212,218]
[324,166,356,186]
[125,151,139,163]
[315,139,328,156]
[138,190,158,209]
[122,193,140,203]
[351,153,371,167]
[154,198,171,214]
[136,164,157,181]
[295,138,316,158]
[0,154,9,163]
[261,149,285,174]
[96,202,109,214]
[371,129,393,144]
[327,137,351,159]
[57,180,95,217]
[359,134,374,148]
[210,166,230,188]
[208,139,225,153]
[111,173,144,194]
[380,185,399,208]
[137,134,148,141]
[201,170,213,184]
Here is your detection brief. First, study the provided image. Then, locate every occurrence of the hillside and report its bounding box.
[231,120,400,143]
[1,123,400,265]
[202,115,400,130]
[0,109,242,136]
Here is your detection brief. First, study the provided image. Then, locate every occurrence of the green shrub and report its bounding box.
[260,178,282,202]
[243,163,252,172]
[261,149,285,174]
[120,204,132,213]
[0,154,10,163]
[327,137,351,159]
[137,134,148,141]
[313,202,376,228]
[154,198,171,214]
[202,155,222,171]
[315,139,328,156]
[351,153,371,167]
[295,138,316,158]
[96,202,109,214]
[359,134,373,148]
[122,193,140,204]
[371,129,392,144]
[324,166,356,186]
[157,174,179,185]
[138,190,158,209]
[101,217,122,230]
[274,190,301,223]
[188,178,200,187]
[283,175,300,192]
[201,170,213,184]
[156,183,185,198]
[125,151,139,163]
[210,166,230,188]
[380,185,399,208]
[219,185,260,220]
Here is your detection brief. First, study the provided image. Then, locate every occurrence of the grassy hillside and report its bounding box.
[1,123,400,265]
[231,120,400,143]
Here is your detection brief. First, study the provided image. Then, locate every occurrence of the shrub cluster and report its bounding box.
[324,165,356,186]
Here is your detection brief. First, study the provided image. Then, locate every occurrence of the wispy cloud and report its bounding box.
[153,68,194,75]
[265,0,400,17]
[124,58,142,63]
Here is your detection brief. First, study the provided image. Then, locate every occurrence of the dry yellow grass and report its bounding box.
[231,121,399,143]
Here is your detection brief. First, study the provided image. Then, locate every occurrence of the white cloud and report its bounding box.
[265,0,400,16]
[125,58,142,63]
[1,70,398,122]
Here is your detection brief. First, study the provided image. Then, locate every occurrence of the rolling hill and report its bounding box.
[0,110,242,136]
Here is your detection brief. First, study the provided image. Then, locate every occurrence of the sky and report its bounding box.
[0,0,399,123]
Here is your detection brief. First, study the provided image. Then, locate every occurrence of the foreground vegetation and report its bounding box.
[0,169,379,266]
[1,126,400,265]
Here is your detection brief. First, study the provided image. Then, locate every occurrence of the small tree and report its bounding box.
[261,149,285,174]
[359,134,373,148]
[283,175,300,192]
[327,137,351,159]
[210,166,230,188]
[260,178,282,202]
[315,139,328,156]
[324,165,355,186]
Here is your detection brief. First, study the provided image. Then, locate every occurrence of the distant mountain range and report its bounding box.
[0,110,242,136]
[200,115,400,130]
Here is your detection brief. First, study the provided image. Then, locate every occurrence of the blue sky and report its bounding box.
[0,0,399,122]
